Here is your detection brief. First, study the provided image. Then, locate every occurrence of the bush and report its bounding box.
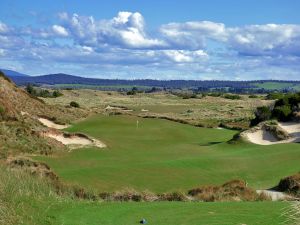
[272,105,292,121]
[266,93,285,100]
[70,101,80,108]
[276,173,300,196]
[158,191,189,201]
[25,84,63,98]
[25,84,37,96]
[0,105,5,120]
[249,95,258,98]
[52,90,63,97]
[250,106,272,126]
[223,94,242,100]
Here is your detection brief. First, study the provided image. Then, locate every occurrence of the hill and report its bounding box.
[0,69,29,77]
[7,71,300,93]
[0,71,88,155]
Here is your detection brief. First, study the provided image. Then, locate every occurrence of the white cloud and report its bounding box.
[160,21,226,49]
[0,11,299,80]
[59,11,165,49]
[52,25,69,37]
[163,50,208,63]
[227,24,300,56]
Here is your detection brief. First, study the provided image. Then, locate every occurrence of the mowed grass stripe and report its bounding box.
[36,115,300,192]
[49,201,288,225]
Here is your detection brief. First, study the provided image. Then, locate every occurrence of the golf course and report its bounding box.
[36,115,300,193]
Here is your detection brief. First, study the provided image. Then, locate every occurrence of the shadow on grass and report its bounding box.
[199,141,223,146]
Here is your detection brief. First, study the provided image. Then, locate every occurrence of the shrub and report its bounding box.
[208,92,222,97]
[249,95,258,98]
[159,191,189,201]
[111,189,143,202]
[266,93,285,100]
[272,105,292,121]
[25,84,37,96]
[224,94,242,100]
[188,179,269,202]
[276,173,300,197]
[250,106,272,126]
[127,87,138,95]
[70,101,80,108]
[0,105,5,120]
[52,90,63,97]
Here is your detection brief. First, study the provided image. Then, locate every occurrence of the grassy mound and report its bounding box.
[276,173,300,197]
[36,115,300,193]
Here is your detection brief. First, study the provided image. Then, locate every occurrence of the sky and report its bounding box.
[0,0,300,80]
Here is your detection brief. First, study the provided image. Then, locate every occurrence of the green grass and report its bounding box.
[253,82,300,91]
[48,201,288,225]
[54,84,151,90]
[0,166,291,225]
[36,115,300,193]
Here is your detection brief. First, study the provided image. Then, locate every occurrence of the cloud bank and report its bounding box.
[0,11,299,79]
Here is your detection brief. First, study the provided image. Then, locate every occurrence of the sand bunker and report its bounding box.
[38,118,69,130]
[39,117,106,149]
[256,190,291,201]
[44,132,106,148]
[244,122,300,145]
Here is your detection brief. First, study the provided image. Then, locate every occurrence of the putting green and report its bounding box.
[36,115,300,193]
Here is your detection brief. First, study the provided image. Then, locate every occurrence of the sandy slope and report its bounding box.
[39,117,106,148]
[245,122,300,145]
[38,118,69,129]
[256,190,291,201]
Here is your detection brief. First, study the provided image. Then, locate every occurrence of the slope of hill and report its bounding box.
[9,73,255,88]
[7,71,300,92]
[0,69,29,77]
[0,71,89,155]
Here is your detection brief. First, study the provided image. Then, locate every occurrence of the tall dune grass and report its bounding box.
[0,166,58,225]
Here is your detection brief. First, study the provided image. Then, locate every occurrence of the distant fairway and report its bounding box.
[253,81,300,90]
[37,115,300,193]
[49,201,288,225]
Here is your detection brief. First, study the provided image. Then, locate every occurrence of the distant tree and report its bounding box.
[248,95,258,98]
[25,84,37,96]
[127,87,138,95]
[70,101,80,108]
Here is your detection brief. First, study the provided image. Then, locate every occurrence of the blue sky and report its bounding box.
[0,0,300,80]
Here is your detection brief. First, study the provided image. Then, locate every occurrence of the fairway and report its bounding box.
[37,115,300,193]
[49,201,288,225]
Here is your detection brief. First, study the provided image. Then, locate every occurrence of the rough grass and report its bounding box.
[42,89,272,128]
[36,115,300,193]
[0,164,289,225]
[0,165,59,225]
